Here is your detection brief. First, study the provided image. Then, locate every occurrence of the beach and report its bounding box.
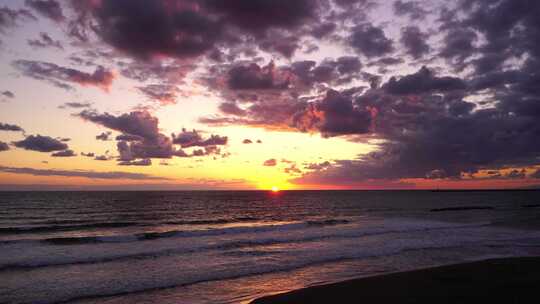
[251,257,539,303]
[2,191,540,303]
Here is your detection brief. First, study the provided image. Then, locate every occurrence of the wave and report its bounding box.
[0,217,263,236]
[0,222,140,234]
[430,206,495,212]
[6,236,538,304]
[0,219,489,271]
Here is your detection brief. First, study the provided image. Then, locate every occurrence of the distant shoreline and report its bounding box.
[251,257,540,303]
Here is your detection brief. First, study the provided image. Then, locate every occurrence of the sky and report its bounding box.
[0,0,540,190]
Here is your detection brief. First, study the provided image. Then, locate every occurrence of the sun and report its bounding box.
[271,186,280,192]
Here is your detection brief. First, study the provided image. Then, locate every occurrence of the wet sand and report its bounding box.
[251,257,540,303]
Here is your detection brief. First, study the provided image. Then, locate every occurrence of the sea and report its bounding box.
[1,190,540,304]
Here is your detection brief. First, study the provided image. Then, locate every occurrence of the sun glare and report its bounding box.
[271,186,280,192]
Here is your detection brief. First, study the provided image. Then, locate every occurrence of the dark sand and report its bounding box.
[251,257,540,303]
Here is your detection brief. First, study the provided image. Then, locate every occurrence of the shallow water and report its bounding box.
[1,190,540,303]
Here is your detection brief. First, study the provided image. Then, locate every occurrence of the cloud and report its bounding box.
[0,122,24,132]
[58,101,92,109]
[25,0,64,22]
[78,110,225,161]
[440,28,477,69]
[78,110,160,141]
[0,6,35,33]
[82,110,172,160]
[96,131,112,141]
[118,158,152,166]
[382,66,466,95]
[0,141,9,152]
[172,129,228,148]
[219,102,247,116]
[204,0,316,34]
[227,61,290,90]
[66,0,323,61]
[13,60,114,91]
[28,32,63,49]
[51,149,76,157]
[116,135,181,161]
[0,166,168,180]
[400,26,430,59]
[304,161,331,170]
[284,163,301,175]
[263,158,277,166]
[115,134,144,141]
[13,135,68,152]
[201,58,368,134]
[243,139,253,144]
[138,84,179,105]
[1,90,14,99]
[81,152,94,157]
[85,0,222,59]
[393,0,428,20]
[349,23,394,58]
[292,89,372,137]
[94,155,113,161]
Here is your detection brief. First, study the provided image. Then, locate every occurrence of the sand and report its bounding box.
[251,257,540,303]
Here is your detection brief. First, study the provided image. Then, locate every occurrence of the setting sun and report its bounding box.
[271,186,280,192]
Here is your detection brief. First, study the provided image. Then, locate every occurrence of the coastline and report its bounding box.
[250,257,540,303]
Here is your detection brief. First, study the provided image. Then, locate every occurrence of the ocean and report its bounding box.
[1,190,540,304]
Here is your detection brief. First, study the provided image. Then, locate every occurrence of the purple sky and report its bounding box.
[1,0,540,190]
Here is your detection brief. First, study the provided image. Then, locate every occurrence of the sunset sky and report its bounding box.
[1,0,540,190]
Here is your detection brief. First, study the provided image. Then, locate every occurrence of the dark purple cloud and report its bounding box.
[0,6,35,32]
[79,110,180,161]
[0,141,9,152]
[304,161,331,170]
[115,134,144,142]
[349,23,394,58]
[13,60,114,91]
[393,0,428,20]
[383,66,466,95]
[0,122,24,132]
[13,135,68,152]
[88,0,221,59]
[219,102,247,116]
[172,129,228,148]
[0,165,168,180]
[227,61,289,90]
[204,0,316,34]
[94,154,112,161]
[400,26,430,59]
[440,28,477,69]
[58,101,92,109]
[79,110,160,141]
[81,152,95,157]
[78,110,225,162]
[28,32,63,49]
[118,158,152,166]
[292,90,372,137]
[96,131,111,141]
[138,84,179,105]
[1,91,14,99]
[51,149,76,157]
[25,0,64,22]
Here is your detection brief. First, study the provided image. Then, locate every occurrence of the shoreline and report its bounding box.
[250,257,540,303]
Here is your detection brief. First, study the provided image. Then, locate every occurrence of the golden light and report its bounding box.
[271,186,280,192]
